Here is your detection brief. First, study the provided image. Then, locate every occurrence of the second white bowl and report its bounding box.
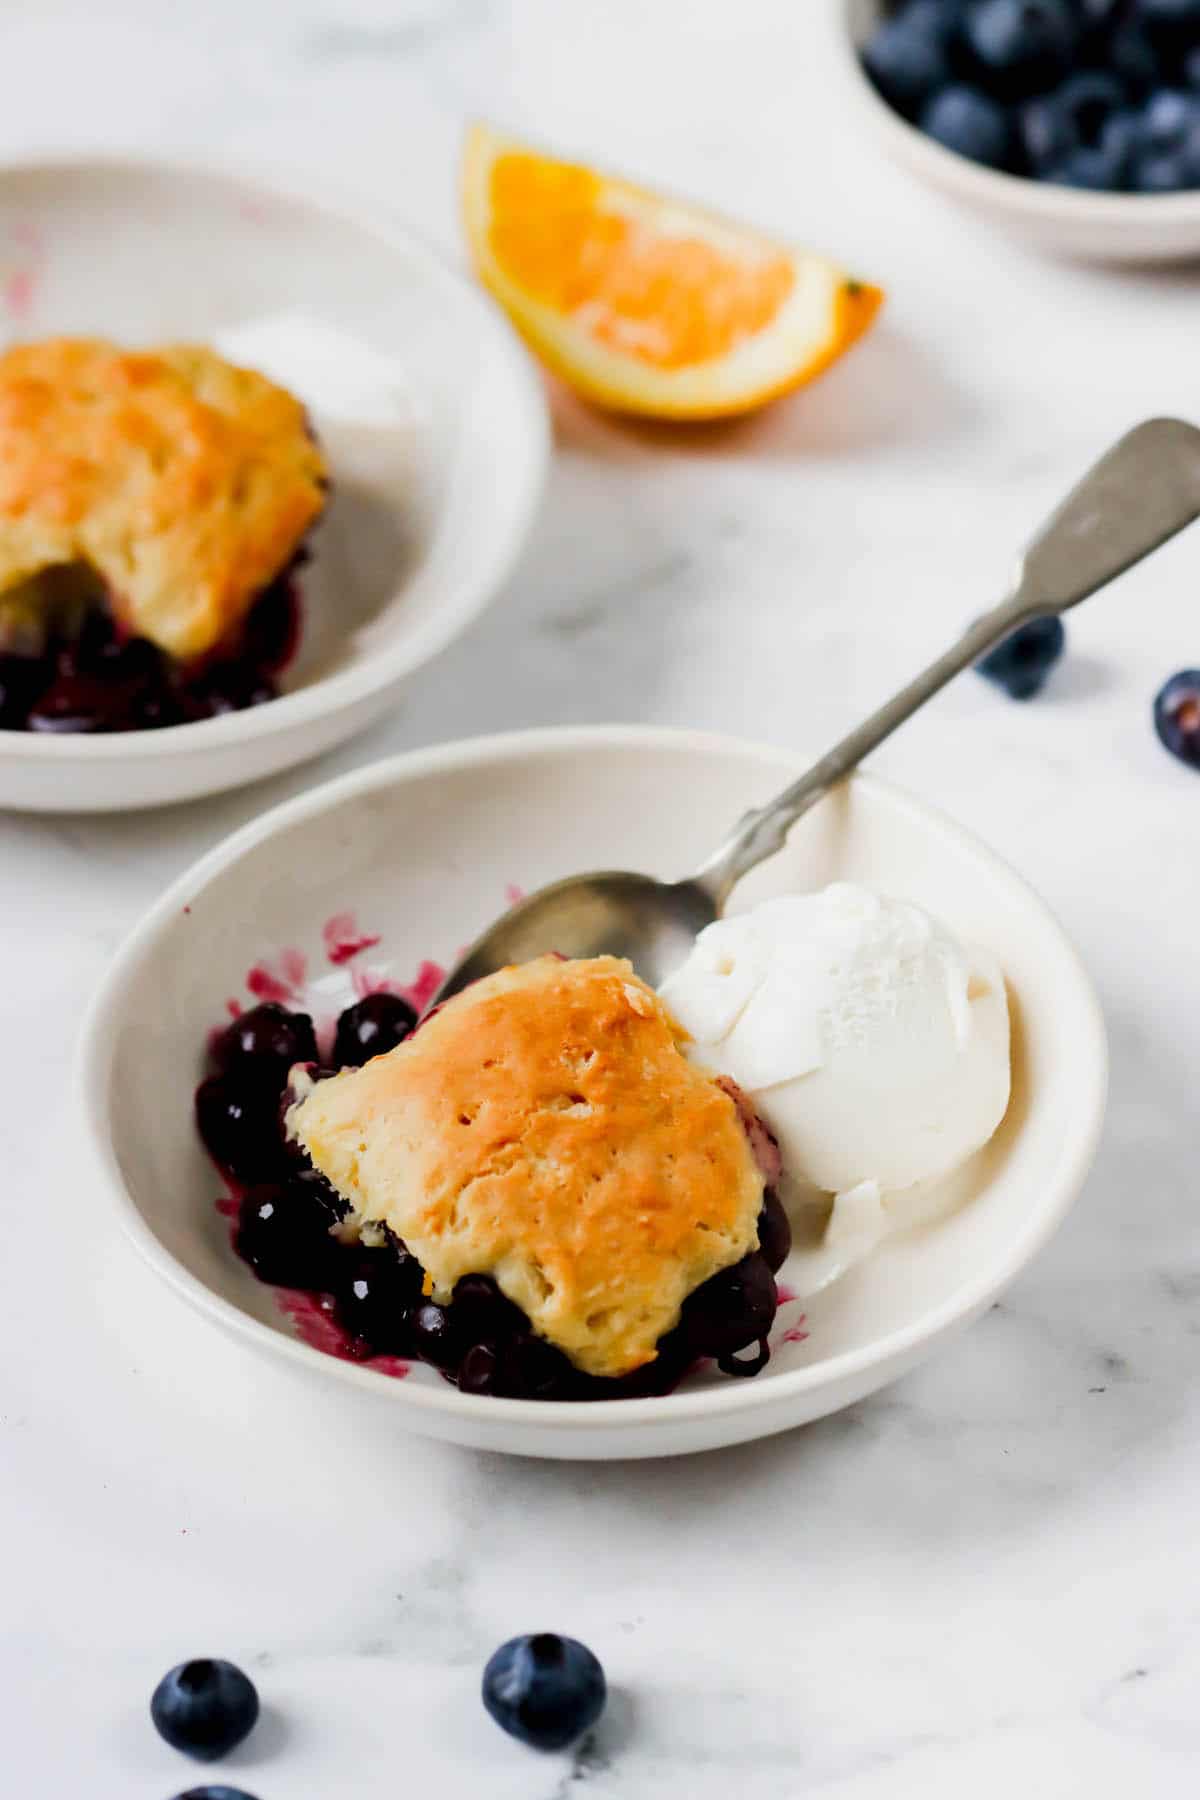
[836,0,1200,262]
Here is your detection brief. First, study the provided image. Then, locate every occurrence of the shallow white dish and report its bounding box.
[837,0,1200,262]
[79,726,1106,1460]
[0,156,548,811]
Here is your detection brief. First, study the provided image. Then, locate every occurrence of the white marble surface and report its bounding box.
[3,2,1200,1794]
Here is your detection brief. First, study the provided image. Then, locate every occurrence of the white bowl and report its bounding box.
[0,156,548,811]
[837,0,1200,262]
[78,726,1106,1460]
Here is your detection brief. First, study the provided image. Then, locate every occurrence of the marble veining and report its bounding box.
[3,2,1200,1795]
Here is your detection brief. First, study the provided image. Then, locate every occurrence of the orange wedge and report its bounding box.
[462,123,883,421]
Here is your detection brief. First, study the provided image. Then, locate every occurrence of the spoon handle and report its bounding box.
[692,417,1200,908]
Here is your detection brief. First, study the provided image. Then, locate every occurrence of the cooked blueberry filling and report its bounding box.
[196,995,786,1399]
[0,563,303,734]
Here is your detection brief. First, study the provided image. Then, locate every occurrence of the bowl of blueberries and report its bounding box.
[841,0,1200,259]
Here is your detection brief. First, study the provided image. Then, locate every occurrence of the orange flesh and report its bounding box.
[488,152,797,371]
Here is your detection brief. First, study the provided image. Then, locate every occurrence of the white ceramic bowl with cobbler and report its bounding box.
[79,726,1107,1461]
[836,0,1200,261]
[0,156,548,811]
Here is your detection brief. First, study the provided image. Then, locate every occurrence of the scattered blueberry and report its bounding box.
[172,1790,261,1800]
[975,614,1066,699]
[482,1634,607,1752]
[962,0,1076,100]
[1153,669,1200,768]
[211,1002,318,1089]
[921,84,1014,168]
[333,993,418,1069]
[1143,87,1200,145]
[409,1300,462,1370]
[150,1659,259,1762]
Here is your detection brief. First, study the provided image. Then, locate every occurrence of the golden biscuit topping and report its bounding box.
[0,337,327,660]
[290,956,766,1379]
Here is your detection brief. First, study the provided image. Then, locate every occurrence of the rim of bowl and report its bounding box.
[0,150,551,765]
[835,0,1200,226]
[77,723,1108,1433]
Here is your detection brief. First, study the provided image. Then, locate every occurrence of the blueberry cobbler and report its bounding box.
[195,956,791,1401]
[0,338,327,731]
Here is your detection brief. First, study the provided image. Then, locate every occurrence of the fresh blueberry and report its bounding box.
[920,84,1014,168]
[150,1659,259,1762]
[1153,670,1200,768]
[195,1075,292,1183]
[974,614,1065,699]
[1133,148,1187,187]
[1021,72,1126,171]
[235,1169,346,1289]
[211,1002,318,1090]
[482,1634,607,1752]
[172,1790,261,1800]
[1185,45,1200,90]
[1137,0,1200,45]
[962,0,1076,101]
[679,1250,777,1367]
[332,993,417,1069]
[862,8,952,118]
[756,1189,793,1275]
[1108,24,1162,95]
[1143,87,1200,145]
[1047,141,1131,187]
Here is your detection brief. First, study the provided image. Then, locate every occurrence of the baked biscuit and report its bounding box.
[0,337,327,661]
[289,955,766,1379]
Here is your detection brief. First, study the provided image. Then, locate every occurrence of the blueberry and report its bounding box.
[184,663,277,719]
[1021,72,1126,172]
[452,1273,527,1342]
[679,1250,777,1364]
[238,574,298,673]
[1153,670,1200,768]
[1185,46,1200,90]
[236,1169,346,1289]
[410,1300,462,1370]
[335,1243,424,1350]
[1047,141,1131,187]
[195,1075,292,1183]
[861,9,951,118]
[171,1789,260,1800]
[211,1002,318,1089]
[0,651,50,728]
[962,0,1076,101]
[501,1332,577,1400]
[150,1659,259,1762]
[1133,146,1192,186]
[756,1189,793,1274]
[974,614,1065,699]
[458,1340,504,1394]
[920,85,1014,168]
[1143,87,1200,145]
[482,1634,606,1752]
[1109,25,1162,95]
[1137,0,1200,46]
[332,993,417,1069]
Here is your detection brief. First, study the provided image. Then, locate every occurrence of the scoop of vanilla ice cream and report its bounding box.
[658,884,1010,1208]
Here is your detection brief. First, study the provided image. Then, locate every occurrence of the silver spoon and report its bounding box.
[436,417,1200,1002]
